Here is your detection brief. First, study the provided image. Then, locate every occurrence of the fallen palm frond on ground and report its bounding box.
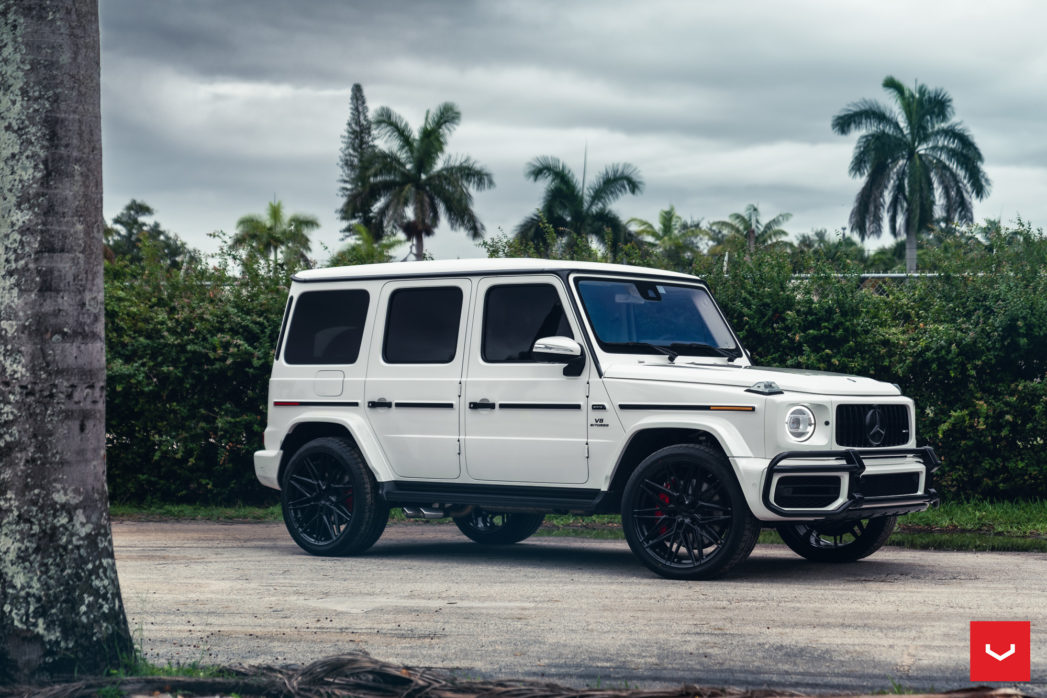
[2,652,1035,698]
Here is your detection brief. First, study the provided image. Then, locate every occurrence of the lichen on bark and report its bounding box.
[0,0,134,682]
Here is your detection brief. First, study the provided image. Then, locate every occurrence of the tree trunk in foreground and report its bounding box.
[0,0,133,682]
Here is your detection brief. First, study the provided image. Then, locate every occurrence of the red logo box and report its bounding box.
[970,621,1031,682]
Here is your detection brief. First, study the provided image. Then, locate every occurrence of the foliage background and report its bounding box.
[105,242,287,504]
[105,225,1047,504]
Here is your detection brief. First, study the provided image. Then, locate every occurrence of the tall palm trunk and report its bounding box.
[905,224,918,274]
[0,0,133,680]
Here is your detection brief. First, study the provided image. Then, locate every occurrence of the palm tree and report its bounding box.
[794,228,867,266]
[366,102,494,261]
[709,204,792,256]
[832,75,991,273]
[233,200,319,267]
[627,206,707,271]
[516,155,644,260]
[328,223,406,266]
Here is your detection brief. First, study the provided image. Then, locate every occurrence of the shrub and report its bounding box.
[103,225,1047,504]
[105,244,286,504]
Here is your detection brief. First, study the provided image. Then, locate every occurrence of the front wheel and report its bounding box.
[280,437,388,556]
[454,509,545,545]
[621,444,759,580]
[776,516,896,563]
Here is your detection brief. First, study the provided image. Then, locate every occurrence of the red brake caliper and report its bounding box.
[655,481,671,536]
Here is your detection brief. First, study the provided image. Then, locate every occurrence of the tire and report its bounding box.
[280,437,388,556]
[621,444,759,580]
[776,516,896,563]
[453,509,545,545]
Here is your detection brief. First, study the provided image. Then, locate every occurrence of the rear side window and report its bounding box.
[383,286,463,364]
[284,289,369,364]
[483,284,573,362]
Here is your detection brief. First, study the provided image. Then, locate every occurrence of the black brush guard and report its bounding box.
[761,446,940,519]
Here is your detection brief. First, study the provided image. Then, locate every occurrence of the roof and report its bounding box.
[293,257,702,283]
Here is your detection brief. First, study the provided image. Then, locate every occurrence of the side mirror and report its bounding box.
[532,336,586,377]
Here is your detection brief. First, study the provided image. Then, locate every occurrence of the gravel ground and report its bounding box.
[113,520,1047,694]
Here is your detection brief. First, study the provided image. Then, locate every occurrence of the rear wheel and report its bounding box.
[454,509,545,545]
[280,437,388,556]
[776,516,896,563]
[621,444,759,580]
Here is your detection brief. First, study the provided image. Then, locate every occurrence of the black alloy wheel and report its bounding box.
[622,444,759,580]
[280,437,388,556]
[453,509,545,545]
[776,516,897,563]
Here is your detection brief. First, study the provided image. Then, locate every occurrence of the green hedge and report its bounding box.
[104,228,1047,504]
[105,247,286,504]
[695,229,1047,499]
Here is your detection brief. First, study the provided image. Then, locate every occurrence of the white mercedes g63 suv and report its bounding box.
[254,258,938,579]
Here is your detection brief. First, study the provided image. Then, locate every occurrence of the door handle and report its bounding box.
[468,399,496,410]
[367,399,393,408]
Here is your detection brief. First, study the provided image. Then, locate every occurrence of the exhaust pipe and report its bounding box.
[402,506,446,520]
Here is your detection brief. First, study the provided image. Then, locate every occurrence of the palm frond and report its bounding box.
[848,131,908,177]
[831,99,904,138]
[585,162,644,211]
[525,156,579,192]
[372,106,415,160]
[434,155,495,192]
[850,158,895,240]
[886,168,909,240]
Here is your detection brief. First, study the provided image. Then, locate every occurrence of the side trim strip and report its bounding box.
[379,481,607,513]
[498,403,582,410]
[273,401,360,407]
[618,403,756,412]
[394,401,455,409]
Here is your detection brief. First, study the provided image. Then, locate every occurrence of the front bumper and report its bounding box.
[761,447,940,519]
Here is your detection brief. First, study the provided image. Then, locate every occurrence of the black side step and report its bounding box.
[379,481,607,515]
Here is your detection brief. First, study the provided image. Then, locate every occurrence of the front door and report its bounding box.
[365,279,471,479]
[463,276,589,484]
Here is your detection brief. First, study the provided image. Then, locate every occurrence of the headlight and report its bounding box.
[785,406,816,442]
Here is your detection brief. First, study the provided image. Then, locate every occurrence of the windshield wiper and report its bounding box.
[669,342,742,362]
[615,342,679,363]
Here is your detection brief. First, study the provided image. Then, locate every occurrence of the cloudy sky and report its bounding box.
[99,0,1047,262]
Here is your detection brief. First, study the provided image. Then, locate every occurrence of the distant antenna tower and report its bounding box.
[581,142,588,194]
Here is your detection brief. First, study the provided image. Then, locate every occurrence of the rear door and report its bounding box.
[365,279,471,479]
[462,275,589,484]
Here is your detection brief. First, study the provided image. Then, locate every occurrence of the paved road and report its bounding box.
[112,521,1047,694]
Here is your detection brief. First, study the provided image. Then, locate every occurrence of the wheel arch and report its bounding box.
[607,427,731,510]
[278,414,392,486]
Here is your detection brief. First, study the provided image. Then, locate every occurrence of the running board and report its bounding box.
[379,481,607,515]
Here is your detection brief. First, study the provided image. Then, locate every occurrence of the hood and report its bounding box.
[601,361,901,397]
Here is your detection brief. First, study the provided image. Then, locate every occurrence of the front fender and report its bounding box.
[624,413,756,460]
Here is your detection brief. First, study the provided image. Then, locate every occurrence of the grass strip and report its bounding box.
[109,502,281,521]
[110,499,1047,552]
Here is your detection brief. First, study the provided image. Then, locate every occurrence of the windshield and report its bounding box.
[574,278,740,358]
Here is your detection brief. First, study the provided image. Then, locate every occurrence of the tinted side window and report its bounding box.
[383,286,463,364]
[483,284,573,362]
[284,289,369,364]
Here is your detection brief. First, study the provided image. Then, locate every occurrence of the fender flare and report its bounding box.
[281,410,394,484]
[608,414,756,490]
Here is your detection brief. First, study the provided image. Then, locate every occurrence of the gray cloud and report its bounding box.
[99,0,1047,260]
